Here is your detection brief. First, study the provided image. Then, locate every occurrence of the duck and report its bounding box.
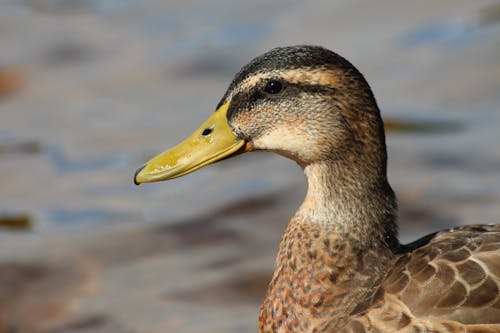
[134,45,500,333]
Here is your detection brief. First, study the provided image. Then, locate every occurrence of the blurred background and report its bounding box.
[0,0,499,332]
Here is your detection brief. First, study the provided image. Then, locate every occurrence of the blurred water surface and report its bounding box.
[0,0,499,332]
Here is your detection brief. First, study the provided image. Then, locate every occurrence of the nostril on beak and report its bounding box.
[202,128,213,136]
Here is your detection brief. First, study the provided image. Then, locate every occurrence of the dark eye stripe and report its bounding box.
[289,82,337,94]
[226,82,336,122]
[250,90,265,103]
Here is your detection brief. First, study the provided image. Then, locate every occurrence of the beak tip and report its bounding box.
[134,164,146,185]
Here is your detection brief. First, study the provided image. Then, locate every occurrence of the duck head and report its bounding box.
[134,45,387,184]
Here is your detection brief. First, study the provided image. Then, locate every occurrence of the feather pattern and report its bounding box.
[341,225,500,333]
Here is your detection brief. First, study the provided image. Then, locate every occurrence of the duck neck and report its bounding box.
[259,159,399,331]
[296,159,399,251]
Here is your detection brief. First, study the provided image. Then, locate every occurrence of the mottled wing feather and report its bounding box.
[389,225,500,323]
[340,224,500,333]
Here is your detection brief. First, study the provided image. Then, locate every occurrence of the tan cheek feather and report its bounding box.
[252,126,323,163]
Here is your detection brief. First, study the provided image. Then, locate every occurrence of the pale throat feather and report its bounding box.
[297,162,365,228]
[295,160,397,249]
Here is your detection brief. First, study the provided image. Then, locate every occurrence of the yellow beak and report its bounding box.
[134,101,246,184]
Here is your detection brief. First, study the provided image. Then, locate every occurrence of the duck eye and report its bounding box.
[263,80,283,94]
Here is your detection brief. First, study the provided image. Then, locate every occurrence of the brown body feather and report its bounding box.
[341,225,500,333]
[259,219,500,332]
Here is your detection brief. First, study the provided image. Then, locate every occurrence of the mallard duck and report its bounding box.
[134,46,500,333]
